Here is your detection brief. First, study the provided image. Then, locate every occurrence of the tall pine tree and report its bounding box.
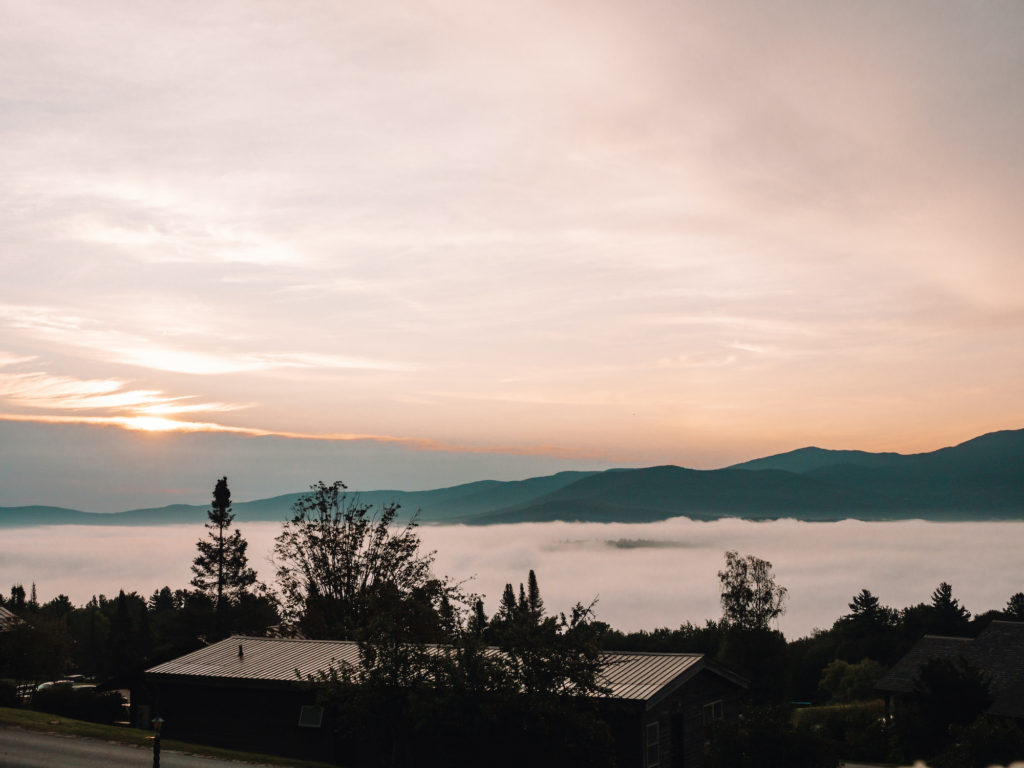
[191,477,257,612]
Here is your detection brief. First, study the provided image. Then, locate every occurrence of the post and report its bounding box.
[152,716,164,768]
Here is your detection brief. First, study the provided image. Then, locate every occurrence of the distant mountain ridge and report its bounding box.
[2,429,1022,527]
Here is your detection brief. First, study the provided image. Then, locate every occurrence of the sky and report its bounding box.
[2,518,1021,639]
[3,1,1024,507]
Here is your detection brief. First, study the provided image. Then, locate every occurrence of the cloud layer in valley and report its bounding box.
[2,518,1020,639]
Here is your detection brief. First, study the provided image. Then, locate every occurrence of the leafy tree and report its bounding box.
[40,594,74,620]
[191,477,258,613]
[1006,592,1024,621]
[274,480,452,640]
[67,598,110,675]
[715,552,790,702]
[316,570,612,768]
[598,619,722,655]
[105,590,151,684]
[718,550,788,631]
[817,658,886,703]
[0,617,71,683]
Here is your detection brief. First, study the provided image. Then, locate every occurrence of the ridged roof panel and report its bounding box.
[0,606,22,631]
[147,636,708,701]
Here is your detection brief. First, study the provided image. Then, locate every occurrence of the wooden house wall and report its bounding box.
[151,680,335,762]
[641,669,744,768]
[147,666,745,768]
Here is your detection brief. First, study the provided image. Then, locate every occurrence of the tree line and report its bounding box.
[2,476,1023,766]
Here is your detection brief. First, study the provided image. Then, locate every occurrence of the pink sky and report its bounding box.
[2,1,1023,491]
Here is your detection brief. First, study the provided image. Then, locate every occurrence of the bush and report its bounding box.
[793,700,889,762]
[817,658,886,703]
[892,656,993,762]
[0,679,19,707]
[704,705,839,768]
[932,716,1024,768]
[31,686,125,724]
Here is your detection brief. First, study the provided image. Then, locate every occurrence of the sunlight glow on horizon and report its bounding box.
[2,1,1024,474]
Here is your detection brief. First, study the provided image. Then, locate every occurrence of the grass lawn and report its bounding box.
[0,706,336,767]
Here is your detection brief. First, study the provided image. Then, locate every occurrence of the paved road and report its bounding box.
[0,726,279,767]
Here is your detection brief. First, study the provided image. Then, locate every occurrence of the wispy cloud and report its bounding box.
[0,370,245,415]
[71,213,301,267]
[0,305,410,376]
[0,412,265,435]
[0,353,37,368]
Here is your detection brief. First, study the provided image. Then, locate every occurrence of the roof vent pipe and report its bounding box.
[238,644,244,660]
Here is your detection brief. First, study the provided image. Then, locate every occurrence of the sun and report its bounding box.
[121,416,186,432]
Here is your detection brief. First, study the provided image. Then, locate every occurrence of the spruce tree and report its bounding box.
[527,569,544,618]
[498,583,518,621]
[191,477,257,612]
[930,581,971,635]
[469,598,488,636]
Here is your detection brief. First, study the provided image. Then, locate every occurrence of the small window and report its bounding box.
[298,705,324,728]
[645,721,660,767]
[702,700,724,726]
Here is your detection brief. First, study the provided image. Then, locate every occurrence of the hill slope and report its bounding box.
[0,471,597,527]
[470,429,1024,524]
[2,429,1022,527]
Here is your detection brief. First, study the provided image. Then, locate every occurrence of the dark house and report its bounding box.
[0,606,22,632]
[144,634,747,766]
[876,620,1024,720]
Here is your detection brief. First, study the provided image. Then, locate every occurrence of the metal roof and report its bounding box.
[598,651,703,701]
[147,636,362,684]
[147,635,742,703]
[0,606,22,631]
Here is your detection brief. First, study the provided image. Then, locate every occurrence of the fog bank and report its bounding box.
[4,519,1020,638]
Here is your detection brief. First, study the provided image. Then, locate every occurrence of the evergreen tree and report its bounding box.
[498,583,518,621]
[929,582,970,635]
[469,598,488,636]
[847,589,882,623]
[191,477,257,611]
[835,588,898,664]
[527,569,544,618]
[9,584,25,611]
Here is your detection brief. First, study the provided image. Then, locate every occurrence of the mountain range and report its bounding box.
[2,429,1022,528]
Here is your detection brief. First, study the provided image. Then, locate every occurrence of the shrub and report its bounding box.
[704,705,839,768]
[932,716,1024,768]
[793,700,889,762]
[817,658,886,703]
[0,679,19,708]
[31,686,125,724]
